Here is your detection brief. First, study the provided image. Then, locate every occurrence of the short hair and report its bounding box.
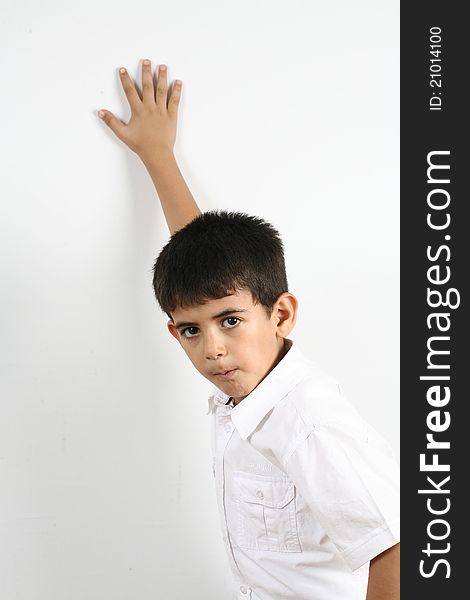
[152,209,289,321]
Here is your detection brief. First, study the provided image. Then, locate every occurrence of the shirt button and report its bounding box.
[240,585,247,594]
[256,490,264,499]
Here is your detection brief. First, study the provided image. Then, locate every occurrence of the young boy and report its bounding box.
[98,59,400,600]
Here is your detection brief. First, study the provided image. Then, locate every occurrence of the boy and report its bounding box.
[98,59,400,600]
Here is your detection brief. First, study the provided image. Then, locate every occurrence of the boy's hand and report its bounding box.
[98,59,182,164]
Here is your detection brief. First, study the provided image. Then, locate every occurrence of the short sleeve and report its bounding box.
[283,419,400,571]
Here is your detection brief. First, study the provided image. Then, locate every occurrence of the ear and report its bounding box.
[167,320,181,342]
[273,292,298,337]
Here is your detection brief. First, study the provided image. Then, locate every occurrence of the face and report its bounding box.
[167,289,297,405]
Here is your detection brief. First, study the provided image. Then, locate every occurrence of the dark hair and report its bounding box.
[152,210,289,321]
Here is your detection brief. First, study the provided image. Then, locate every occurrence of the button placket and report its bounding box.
[213,407,243,579]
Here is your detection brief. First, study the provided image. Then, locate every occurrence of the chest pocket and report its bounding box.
[234,471,301,552]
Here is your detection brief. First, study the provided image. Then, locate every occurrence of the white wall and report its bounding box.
[1,1,399,598]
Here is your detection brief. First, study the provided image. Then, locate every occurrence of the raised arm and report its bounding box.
[98,59,201,235]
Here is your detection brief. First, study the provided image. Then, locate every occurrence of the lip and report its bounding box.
[215,369,238,379]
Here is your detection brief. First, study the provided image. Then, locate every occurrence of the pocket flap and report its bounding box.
[234,472,295,508]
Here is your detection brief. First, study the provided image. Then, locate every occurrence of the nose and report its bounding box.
[204,331,227,360]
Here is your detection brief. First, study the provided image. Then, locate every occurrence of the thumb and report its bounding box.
[98,109,127,140]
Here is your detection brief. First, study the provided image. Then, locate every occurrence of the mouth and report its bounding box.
[214,369,238,379]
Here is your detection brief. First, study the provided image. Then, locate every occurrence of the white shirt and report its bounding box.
[206,338,400,600]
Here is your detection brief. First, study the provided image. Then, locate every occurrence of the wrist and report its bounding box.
[140,148,175,171]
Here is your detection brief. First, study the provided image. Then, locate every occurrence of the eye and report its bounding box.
[181,326,199,339]
[223,316,241,328]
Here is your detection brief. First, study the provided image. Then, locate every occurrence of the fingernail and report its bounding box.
[159,64,167,71]
[98,110,105,118]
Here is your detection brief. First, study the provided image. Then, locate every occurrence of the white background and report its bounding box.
[1,1,399,598]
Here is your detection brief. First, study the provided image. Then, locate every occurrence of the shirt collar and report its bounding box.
[205,337,312,440]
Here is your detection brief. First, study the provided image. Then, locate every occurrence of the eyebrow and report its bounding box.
[174,308,249,330]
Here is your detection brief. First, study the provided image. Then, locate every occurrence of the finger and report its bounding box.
[155,64,168,111]
[118,67,142,111]
[98,109,127,141]
[167,80,182,118]
[142,59,155,104]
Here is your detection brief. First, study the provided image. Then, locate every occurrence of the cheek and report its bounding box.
[181,345,199,367]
